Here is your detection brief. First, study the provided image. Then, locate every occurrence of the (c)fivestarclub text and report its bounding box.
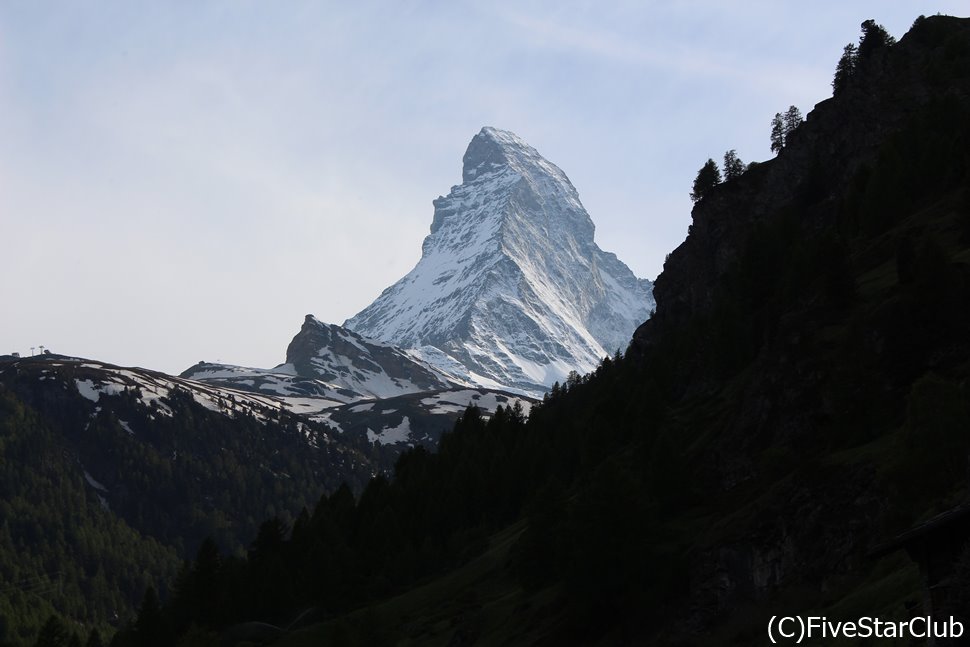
[768,615,963,643]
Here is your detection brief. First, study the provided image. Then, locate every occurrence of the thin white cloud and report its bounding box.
[490,5,828,99]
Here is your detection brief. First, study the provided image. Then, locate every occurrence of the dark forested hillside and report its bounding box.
[0,388,178,646]
[0,357,378,644]
[7,13,970,647]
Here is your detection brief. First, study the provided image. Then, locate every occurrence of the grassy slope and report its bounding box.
[277,521,562,647]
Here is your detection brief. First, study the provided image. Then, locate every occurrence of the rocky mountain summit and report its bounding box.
[283,316,458,396]
[183,316,461,408]
[190,127,653,401]
[346,126,654,394]
[180,316,528,450]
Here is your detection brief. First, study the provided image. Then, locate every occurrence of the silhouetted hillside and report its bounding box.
[8,13,970,647]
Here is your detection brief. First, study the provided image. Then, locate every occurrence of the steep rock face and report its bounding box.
[283,315,459,398]
[635,15,970,353]
[182,317,461,407]
[346,127,654,394]
[622,16,970,638]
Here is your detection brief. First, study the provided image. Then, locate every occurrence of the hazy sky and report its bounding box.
[2,2,965,374]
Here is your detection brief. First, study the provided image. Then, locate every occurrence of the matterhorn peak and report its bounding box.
[345,127,654,395]
[462,127,552,182]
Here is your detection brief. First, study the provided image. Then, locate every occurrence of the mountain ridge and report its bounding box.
[345,126,654,393]
[10,14,970,646]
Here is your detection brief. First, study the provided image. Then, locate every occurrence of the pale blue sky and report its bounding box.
[2,2,965,373]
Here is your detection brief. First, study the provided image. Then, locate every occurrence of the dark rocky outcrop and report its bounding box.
[285,315,455,394]
[638,15,970,354]
[626,15,970,639]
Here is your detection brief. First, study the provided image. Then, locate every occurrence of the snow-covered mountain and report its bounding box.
[283,315,460,396]
[179,318,532,448]
[181,316,465,411]
[345,126,654,394]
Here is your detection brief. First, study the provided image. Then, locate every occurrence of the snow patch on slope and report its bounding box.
[367,416,413,445]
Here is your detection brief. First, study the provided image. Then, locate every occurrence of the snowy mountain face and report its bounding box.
[282,315,461,398]
[179,318,532,449]
[181,315,463,409]
[345,127,654,394]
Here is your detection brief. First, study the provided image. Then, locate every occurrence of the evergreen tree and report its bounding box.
[193,538,222,627]
[565,370,582,389]
[248,519,292,621]
[859,19,895,59]
[511,399,526,423]
[771,107,803,153]
[690,159,722,203]
[549,381,561,399]
[134,586,165,647]
[784,105,803,138]
[723,149,745,180]
[770,113,785,154]
[832,43,858,95]
[34,615,69,647]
